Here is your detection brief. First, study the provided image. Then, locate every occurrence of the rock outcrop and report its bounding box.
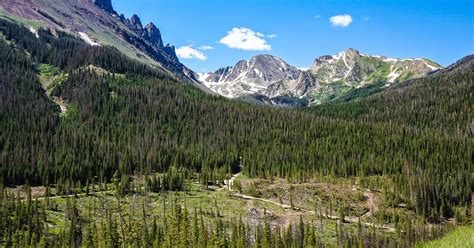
[91,0,114,13]
[0,0,198,83]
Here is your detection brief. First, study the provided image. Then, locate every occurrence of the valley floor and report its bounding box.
[7,171,466,247]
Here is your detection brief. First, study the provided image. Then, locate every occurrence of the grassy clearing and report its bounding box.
[0,11,42,29]
[25,177,365,245]
[13,174,461,246]
[37,64,66,95]
[239,177,371,217]
[416,225,474,248]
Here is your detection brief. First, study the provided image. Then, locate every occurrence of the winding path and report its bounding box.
[223,172,396,232]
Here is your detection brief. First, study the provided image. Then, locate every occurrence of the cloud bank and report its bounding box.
[330,14,352,27]
[219,27,271,51]
[176,45,207,60]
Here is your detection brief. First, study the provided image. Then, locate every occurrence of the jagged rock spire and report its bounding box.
[130,14,143,30]
[145,22,163,48]
[163,44,178,61]
[91,0,114,13]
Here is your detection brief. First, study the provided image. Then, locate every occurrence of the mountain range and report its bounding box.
[0,1,469,124]
[198,48,442,105]
[0,0,445,107]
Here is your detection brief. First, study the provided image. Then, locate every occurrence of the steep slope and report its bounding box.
[0,0,197,82]
[198,55,302,98]
[430,54,474,75]
[310,48,440,86]
[199,49,442,105]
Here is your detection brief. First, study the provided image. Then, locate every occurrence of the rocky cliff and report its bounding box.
[0,0,198,82]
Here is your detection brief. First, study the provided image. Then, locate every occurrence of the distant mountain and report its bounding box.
[197,55,301,98]
[0,0,198,82]
[199,48,443,105]
[311,54,473,136]
[430,54,474,75]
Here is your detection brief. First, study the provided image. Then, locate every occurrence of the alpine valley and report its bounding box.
[0,0,472,248]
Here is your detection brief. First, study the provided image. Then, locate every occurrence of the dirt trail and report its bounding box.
[360,190,378,219]
[223,172,396,232]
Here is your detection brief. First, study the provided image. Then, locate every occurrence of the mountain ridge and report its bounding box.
[0,0,199,83]
[198,54,301,98]
[198,48,443,105]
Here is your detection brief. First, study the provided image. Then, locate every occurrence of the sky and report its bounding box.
[113,0,474,72]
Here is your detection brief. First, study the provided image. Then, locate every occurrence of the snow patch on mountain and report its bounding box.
[198,54,301,98]
[78,32,101,46]
[199,49,443,105]
[387,66,400,83]
[424,61,440,71]
[29,27,39,38]
[196,73,210,83]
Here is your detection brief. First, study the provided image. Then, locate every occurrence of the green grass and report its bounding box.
[0,11,42,29]
[332,81,386,103]
[363,61,391,83]
[312,81,352,104]
[30,178,359,246]
[39,64,61,78]
[423,59,443,69]
[416,225,474,248]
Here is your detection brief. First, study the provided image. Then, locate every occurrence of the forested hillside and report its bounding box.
[0,20,472,247]
[311,61,474,136]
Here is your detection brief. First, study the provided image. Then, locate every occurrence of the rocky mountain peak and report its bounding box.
[91,0,114,13]
[199,49,442,105]
[129,14,143,30]
[242,55,293,72]
[145,22,163,48]
[344,48,360,54]
[163,44,178,61]
[0,0,197,84]
[199,54,302,98]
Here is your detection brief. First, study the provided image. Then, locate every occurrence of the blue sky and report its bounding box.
[114,0,474,72]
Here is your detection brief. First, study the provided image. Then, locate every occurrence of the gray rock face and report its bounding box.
[0,0,199,83]
[144,23,163,48]
[119,14,192,79]
[129,14,143,30]
[198,55,302,98]
[265,71,318,98]
[91,0,114,13]
[163,44,178,61]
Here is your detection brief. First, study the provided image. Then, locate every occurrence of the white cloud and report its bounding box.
[176,45,207,60]
[267,34,277,38]
[198,45,214,50]
[330,14,352,27]
[219,27,272,51]
[314,15,321,19]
